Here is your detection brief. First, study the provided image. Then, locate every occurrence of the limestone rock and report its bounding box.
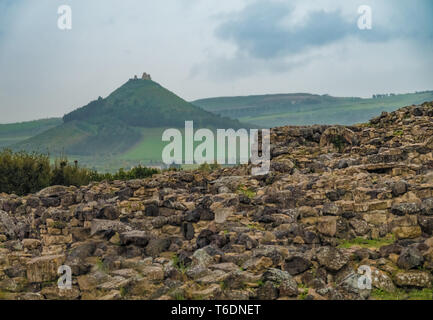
[316,247,348,271]
[26,254,66,283]
[394,271,432,288]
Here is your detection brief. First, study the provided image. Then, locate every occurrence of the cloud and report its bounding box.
[389,0,433,39]
[216,2,355,59]
[215,0,433,60]
[198,0,433,80]
[0,0,432,122]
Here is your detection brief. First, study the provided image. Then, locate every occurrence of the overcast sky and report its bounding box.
[1,0,432,123]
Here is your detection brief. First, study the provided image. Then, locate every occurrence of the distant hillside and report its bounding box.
[5,82,433,172]
[13,78,244,159]
[0,118,62,148]
[193,91,433,127]
[64,79,242,129]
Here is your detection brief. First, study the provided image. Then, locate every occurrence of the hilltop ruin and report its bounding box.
[132,72,152,81]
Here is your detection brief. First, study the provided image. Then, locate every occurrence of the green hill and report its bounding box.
[0,118,62,148]
[10,78,244,170]
[193,91,433,127]
[13,78,243,156]
[63,79,242,129]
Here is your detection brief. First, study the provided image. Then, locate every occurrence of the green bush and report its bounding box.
[0,149,51,195]
[50,157,101,187]
[198,162,221,172]
[99,165,159,181]
[0,149,159,195]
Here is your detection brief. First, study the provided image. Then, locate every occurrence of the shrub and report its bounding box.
[103,165,159,181]
[51,156,100,187]
[198,162,221,172]
[0,149,51,195]
[0,149,159,195]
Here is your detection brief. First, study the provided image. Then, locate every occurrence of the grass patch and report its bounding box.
[119,286,127,298]
[172,254,188,273]
[174,292,186,300]
[95,258,108,273]
[297,287,309,300]
[237,184,256,199]
[220,281,228,291]
[51,221,67,229]
[371,288,433,300]
[393,129,404,136]
[198,162,221,172]
[120,127,167,162]
[247,223,265,231]
[337,235,395,249]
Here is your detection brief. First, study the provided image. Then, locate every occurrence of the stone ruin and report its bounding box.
[132,72,152,81]
[142,72,151,80]
[1,102,433,300]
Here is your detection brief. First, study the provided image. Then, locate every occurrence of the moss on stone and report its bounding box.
[337,235,395,249]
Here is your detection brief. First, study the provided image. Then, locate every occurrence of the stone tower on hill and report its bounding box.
[142,72,151,80]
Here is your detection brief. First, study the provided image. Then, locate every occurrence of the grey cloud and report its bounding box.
[0,0,432,123]
[215,0,432,60]
[216,3,354,59]
[391,0,433,39]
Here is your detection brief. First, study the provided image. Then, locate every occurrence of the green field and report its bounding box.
[121,127,167,161]
[0,118,62,148]
[120,127,247,169]
[194,91,433,127]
